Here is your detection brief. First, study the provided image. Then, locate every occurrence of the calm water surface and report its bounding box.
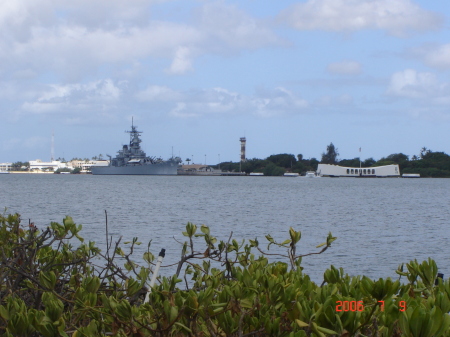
[1,174,449,283]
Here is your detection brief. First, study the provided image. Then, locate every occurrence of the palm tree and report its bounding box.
[321,143,339,164]
[420,147,430,159]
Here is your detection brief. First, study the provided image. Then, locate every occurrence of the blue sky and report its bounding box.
[1,0,450,164]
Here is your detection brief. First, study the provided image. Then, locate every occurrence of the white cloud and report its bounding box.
[388,69,437,98]
[0,1,281,79]
[0,1,55,42]
[164,86,309,118]
[169,87,243,117]
[167,47,194,75]
[252,87,308,117]
[7,23,202,78]
[14,78,309,120]
[136,85,182,101]
[21,79,122,114]
[0,0,165,36]
[169,102,199,118]
[196,2,282,52]
[327,61,362,75]
[54,0,162,29]
[167,86,309,119]
[387,69,450,102]
[278,0,442,36]
[416,44,450,70]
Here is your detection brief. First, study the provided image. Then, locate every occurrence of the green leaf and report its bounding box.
[174,322,192,333]
[200,225,210,234]
[317,326,338,335]
[296,319,309,328]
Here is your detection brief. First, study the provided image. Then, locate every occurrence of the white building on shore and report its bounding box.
[317,164,400,177]
[70,160,109,173]
[29,160,72,172]
[0,162,12,172]
[27,159,110,173]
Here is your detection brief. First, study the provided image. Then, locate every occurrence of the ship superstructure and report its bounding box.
[91,120,179,175]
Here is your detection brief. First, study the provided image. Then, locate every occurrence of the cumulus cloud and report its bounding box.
[0,1,281,80]
[0,0,167,39]
[278,0,442,36]
[3,23,202,80]
[196,2,282,52]
[135,85,182,101]
[413,44,450,70]
[168,87,243,118]
[167,47,194,75]
[54,0,162,30]
[327,61,362,75]
[166,86,308,119]
[387,69,449,101]
[14,78,308,121]
[252,87,308,117]
[169,103,198,118]
[21,79,123,114]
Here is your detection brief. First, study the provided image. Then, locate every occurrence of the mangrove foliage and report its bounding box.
[0,212,449,336]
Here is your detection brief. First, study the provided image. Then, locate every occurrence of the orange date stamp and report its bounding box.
[335,300,406,312]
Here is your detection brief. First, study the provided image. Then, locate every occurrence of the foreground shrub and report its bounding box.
[0,212,449,336]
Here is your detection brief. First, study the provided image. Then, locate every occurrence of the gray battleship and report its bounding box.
[91,121,179,175]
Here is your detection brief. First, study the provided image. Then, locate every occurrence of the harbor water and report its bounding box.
[1,174,449,283]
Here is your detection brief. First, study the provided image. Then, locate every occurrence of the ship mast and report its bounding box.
[126,117,144,157]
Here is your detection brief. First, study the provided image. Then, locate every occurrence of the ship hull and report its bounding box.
[91,162,178,175]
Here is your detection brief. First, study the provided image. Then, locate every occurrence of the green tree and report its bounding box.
[292,161,306,174]
[54,168,71,174]
[420,147,431,159]
[11,161,29,171]
[241,158,266,174]
[339,158,360,167]
[266,154,297,168]
[363,157,376,167]
[321,143,339,164]
[375,153,409,171]
[263,162,285,176]
[219,161,241,172]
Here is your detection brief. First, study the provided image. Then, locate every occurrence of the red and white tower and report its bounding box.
[240,137,246,162]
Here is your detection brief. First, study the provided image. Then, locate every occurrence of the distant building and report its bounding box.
[29,160,72,172]
[0,163,12,171]
[317,164,400,177]
[70,160,109,173]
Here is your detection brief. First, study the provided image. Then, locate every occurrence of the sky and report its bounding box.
[1,0,450,164]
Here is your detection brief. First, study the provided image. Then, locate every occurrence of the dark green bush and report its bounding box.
[0,212,449,336]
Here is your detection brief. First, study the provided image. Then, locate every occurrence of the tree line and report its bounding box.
[218,143,450,177]
[7,145,450,177]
